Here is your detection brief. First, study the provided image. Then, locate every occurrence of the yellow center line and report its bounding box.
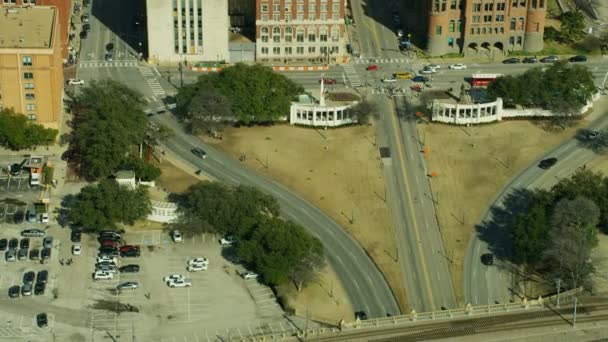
[366,12,437,309]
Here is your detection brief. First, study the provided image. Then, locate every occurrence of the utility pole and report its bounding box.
[556,279,561,308]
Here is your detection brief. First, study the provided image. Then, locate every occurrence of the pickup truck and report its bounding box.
[166,278,192,288]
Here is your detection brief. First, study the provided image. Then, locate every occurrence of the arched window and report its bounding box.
[319,27,328,42]
[260,26,269,43]
[518,17,524,30]
[285,26,293,42]
[330,26,340,41]
[457,19,463,33]
[448,20,455,33]
[510,18,516,30]
[273,26,281,42]
[296,27,305,42]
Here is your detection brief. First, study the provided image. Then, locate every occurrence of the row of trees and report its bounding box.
[510,169,607,289]
[171,182,324,289]
[66,179,151,231]
[176,64,304,125]
[67,80,162,181]
[0,109,58,150]
[487,62,595,118]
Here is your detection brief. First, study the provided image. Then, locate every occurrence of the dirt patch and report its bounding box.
[201,124,407,311]
[152,154,211,194]
[419,119,588,305]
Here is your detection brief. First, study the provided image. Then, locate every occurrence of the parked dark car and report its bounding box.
[21,229,45,238]
[80,30,87,39]
[539,157,558,169]
[71,230,82,243]
[569,55,587,62]
[36,270,48,284]
[41,247,51,260]
[481,253,494,265]
[9,163,21,175]
[8,285,20,298]
[36,313,48,328]
[83,23,91,31]
[19,238,29,250]
[119,264,140,273]
[99,235,120,242]
[34,282,46,295]
[18,248,28,260]
[100,239,120,248]
[0,239,7,251]
[99,246,118,255]
[13,211,25,224]
[23,271,36,285]
[540,55,558,63]
[29,249,40,260]
[119,245,140,253]
[8,238,18,250]
[120,249,140,258]
[502,57,520,64]
[99,231,121,239]
[106,43,114,52]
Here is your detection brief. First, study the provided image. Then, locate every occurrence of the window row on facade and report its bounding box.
[261,0,340,14]
[260,45,339,55]
[437,105,497,119]
[260,12,341,21]
[172,0,203,54]
[434,0,545,13]
[259,25,340,42]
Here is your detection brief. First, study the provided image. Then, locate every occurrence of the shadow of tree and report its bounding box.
[575,128,608,154]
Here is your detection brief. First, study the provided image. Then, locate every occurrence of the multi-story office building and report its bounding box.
[422,0,546,56]
[0,5,63,128]
[146,0,229,65]
[255,0,347,63]
[2,0,74,60]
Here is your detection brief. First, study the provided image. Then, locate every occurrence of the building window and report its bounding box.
[434,0,440,11]
[296,46,304,54]
[441,0,447,11]
[261,47,269,54]
[285,14,291,21]
[332,3,339,11]
[332,46,339,53]
[297,4,304,12]
[22,56,32,66]
[473,3,481,12]
[518,17,525,30]
[457,19,463,32]
[484,3,493,11]
[500,27,504,33]
[23,72,33,79]
[273,47,280,55]
[512,0,517,7]
[27,114,36,121]
[308,46,315,53]
[471,28,475,35]
[331,27,340,41]
[496,15,504,22]
[296,29,304,42]
[450,0,456,9]
[509,36,515,44]
[26,104,35,111]
[517,36,522,45]
[24,83,34,89]
[320,29,328,42]
[484,15,492,22]
[321,3,328,11]
[520,0,525,6]
[273,27,281,42]
[25,93,35,100]
[273,13,280,21]
[261,14,268,21]
[332,13,339,20]
[435,25,442,35]
[285,47,292,54]
[297,13,304,21]
[285,27,293,42]
[320,46,327,54]
[273,4,280,11]
[261,4,268,12]
[510,18,516,30]
[261,27,269,42]
[308,32,316,42]
[497,2,505,11]
[320,13,327,20]
[472,15,480,23]
[448,20,455,32]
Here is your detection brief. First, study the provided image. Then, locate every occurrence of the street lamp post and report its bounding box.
[178,60,183,88]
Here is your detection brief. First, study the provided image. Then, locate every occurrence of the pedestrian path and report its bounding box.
[139,67,167,97]
[79,61,138,68]
[342,63,362,87]
[354,57,411,64]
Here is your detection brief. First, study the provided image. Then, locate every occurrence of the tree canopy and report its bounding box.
[560,10,586,43]
[488,62,595,115]
[67,179,151,231]
[176,64,304,124]
[0,108,58,150]
[69,79,158,181]
[172,181,324,286]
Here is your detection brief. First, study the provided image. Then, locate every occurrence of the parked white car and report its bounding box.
[93,271,114,280]
[381,77,397,83]
[40,213,49,223]
[167,278,192,288]
[67,78,85,85]
[448,63,467,70]
[187,263,208,272]
[96,255,117,264]
[72,244,81,255]
[187,258,209,266]
[171,230,183,243]
[240,271,258,280]
[426,64,441,71]
[163,274,185,283]
[117,282,139,290]
[220,236,237,247]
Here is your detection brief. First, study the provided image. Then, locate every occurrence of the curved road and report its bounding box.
[152,114,401,318]
[465,98,608,305]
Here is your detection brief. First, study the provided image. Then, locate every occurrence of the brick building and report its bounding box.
[0,5,64,128]
[255,0,347,63]
[2,0,74,60]
[422,0,546,56]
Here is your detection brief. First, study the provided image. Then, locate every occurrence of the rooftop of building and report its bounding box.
[0,6,56,49]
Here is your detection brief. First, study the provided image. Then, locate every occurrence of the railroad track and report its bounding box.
[312,301,608,342]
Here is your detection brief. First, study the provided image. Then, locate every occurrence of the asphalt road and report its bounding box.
[151,113,401,318]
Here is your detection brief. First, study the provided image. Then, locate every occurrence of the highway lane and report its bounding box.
[464,96,608,306]
[151,113,401,318]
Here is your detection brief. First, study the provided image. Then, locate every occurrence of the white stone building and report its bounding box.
[146,0,230,65]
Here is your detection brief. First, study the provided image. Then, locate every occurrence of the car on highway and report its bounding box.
[34,282,46,295]
[23,271,36,284]
[448,63,467,70]
[240,271,258,280]
[8,238,18,250]
[188,258,209,266]
[67,78,85,85]
[19,238,29,250]
[366,64,378,71]
[187,263,208,272]
[355,311,368,320]
[106,43,114,52]
[71,230,82,243]
[502,57,520,64]
[119,264,140,273]
[36,313,48,328]
[8,285,20,298]
[319,78,337,85]
[171,230,183,243]
[5,249,16,262]
[569,55,587,62]
[419,67,436,74]
[21,283,32,296]
[540,55,558,63]
[522,57,538,63]
[93,271,114,280]
[220,236,237,247]
[394,72,413,80]
[0,239,6,251]
[167,278,192,288]
[481,253,494,265]
[397,29,403,37]
[21,229,45,238]
[425,64,441,71]
[191,148,207,159]
[36,270,48,284]
[538,157,558,169]
[381,77,397,83]
[72,244,81,255]
[587,130,601,140]
[117,282,139,290]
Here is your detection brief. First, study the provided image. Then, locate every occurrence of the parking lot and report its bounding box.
[0,160,43,195]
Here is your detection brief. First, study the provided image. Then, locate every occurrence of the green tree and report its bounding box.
[68,179,151,231]
[551,169,608,225]
[511,189,553,265]
[117,156,161,182]
[560,10,585,43]
[0,108,58,150]
[71,80,148,181]
[188,90,233,120]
